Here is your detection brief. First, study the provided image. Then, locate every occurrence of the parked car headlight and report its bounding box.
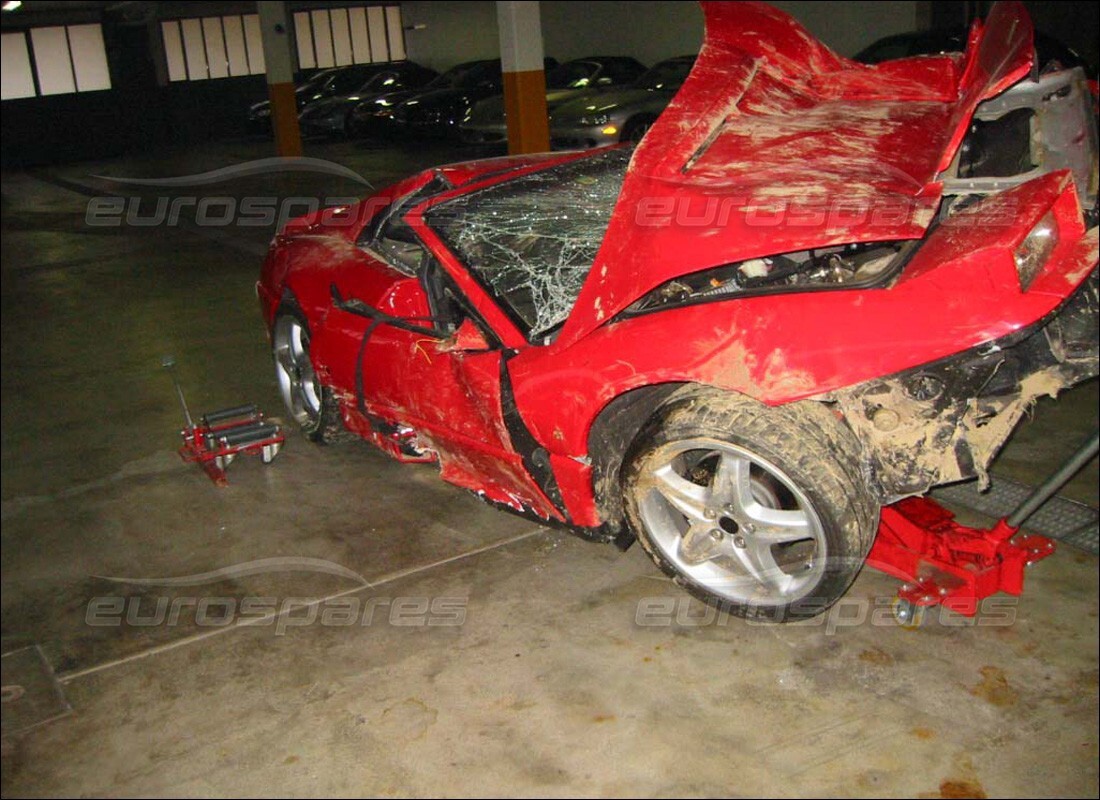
[1014,211,1058,290]
[579,112,612,126]
[625,241,914,314]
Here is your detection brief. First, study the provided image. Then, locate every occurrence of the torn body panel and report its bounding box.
[832,264,1098,501]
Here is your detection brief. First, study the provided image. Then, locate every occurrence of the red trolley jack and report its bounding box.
[870,431,1099,626]
[163,356,285,486]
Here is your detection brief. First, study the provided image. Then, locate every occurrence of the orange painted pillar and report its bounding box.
[497,2,549,154]
[257,1,302,158]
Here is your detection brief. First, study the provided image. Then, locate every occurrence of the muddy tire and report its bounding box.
[272,307,346,444]
[621,389,877,622]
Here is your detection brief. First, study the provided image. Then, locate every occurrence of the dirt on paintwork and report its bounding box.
[695,335,819,402]
[969,665,1019,707]
[858,647,895,666]
[832,363,1078,500]
[1063,228,1100,286]
[932,779,988,799]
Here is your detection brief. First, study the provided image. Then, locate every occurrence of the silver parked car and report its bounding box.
[549,55,695,148]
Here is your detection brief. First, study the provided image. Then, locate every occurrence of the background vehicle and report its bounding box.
[349,59,503,137]
[298,62,438,138]
[459,56,647,145]
[248,64,401,134]
[548,55,695,148]
[247,67,340,134]
[385,57,559,139]
[856,27,1094,73]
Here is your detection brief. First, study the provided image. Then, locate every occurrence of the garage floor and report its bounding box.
[2,138,1097,798]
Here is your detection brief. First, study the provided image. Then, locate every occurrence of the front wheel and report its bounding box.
[621,391,877,621]
[272,310,344,443]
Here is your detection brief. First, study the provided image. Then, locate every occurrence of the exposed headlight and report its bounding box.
[579,112,611,126]
[626,241,913,314]
[1013,211,1058,290]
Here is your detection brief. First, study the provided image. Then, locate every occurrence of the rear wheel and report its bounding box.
[621,391,877,621]
[272,310,344,443]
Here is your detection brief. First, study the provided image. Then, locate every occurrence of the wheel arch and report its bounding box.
[585,381,692,532]
[583,381,872,531]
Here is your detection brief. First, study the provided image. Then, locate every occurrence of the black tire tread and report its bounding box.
[623,387,878,621]
[273,303,349,445]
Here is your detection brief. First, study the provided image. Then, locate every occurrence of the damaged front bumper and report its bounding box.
[834,263,1099,502]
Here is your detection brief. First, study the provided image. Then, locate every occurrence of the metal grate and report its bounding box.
[933,477,1099,554]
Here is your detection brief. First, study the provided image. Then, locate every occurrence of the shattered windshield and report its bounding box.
[426,147,631,339]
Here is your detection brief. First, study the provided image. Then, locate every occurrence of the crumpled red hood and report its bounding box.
[560,0,1034,345]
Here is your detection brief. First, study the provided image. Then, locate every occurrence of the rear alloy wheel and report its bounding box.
[272,311,343,443]
[622,392,876,621]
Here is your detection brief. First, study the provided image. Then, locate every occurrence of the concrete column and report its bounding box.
[257,1,302,157]
[496,1,549,154]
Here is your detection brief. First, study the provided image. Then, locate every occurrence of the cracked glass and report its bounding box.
[425,147,631,339]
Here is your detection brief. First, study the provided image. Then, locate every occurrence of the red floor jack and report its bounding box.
[163,356,285,486]
[870,431,1099,626]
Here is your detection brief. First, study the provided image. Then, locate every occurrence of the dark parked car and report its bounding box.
[299,62,438,137]
[384,57,558,139]
[548,55,695,148]
[248,67,338,133]
[856,27,1093,73]
[460,56,647,145]
[349,59,502,137]
[248,64,404,134]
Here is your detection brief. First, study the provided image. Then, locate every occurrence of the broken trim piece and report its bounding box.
[499,353,571,522]
[832,266,1099,501]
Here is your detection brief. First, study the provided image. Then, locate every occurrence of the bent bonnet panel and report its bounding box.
[560,1,1035,346]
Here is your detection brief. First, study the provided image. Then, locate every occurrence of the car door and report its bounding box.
[333,193,565,520]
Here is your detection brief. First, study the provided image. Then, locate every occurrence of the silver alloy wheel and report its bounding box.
[273,315,322,426]
[635,437,827,605]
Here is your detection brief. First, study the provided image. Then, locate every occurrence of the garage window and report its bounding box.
[1,24,111,100]
[294,5,405,69]
[161,14,266,82]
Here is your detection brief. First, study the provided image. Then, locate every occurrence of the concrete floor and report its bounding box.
[1,137,1097,798]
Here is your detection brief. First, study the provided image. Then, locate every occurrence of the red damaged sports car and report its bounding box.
[259,1,1099,620]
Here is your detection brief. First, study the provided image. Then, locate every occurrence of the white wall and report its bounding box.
[771,1,920,58]
[401,1,500,72]
[541,1,704,66]
[401,0,923,72]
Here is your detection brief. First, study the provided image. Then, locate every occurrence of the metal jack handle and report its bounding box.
[1006,430,1100,528]
[162,355,194,431]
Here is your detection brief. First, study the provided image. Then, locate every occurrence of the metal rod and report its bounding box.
[1006,430,1099,528]
[162,355,194,431]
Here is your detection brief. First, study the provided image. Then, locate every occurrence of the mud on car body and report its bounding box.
[259,1,1099,622]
